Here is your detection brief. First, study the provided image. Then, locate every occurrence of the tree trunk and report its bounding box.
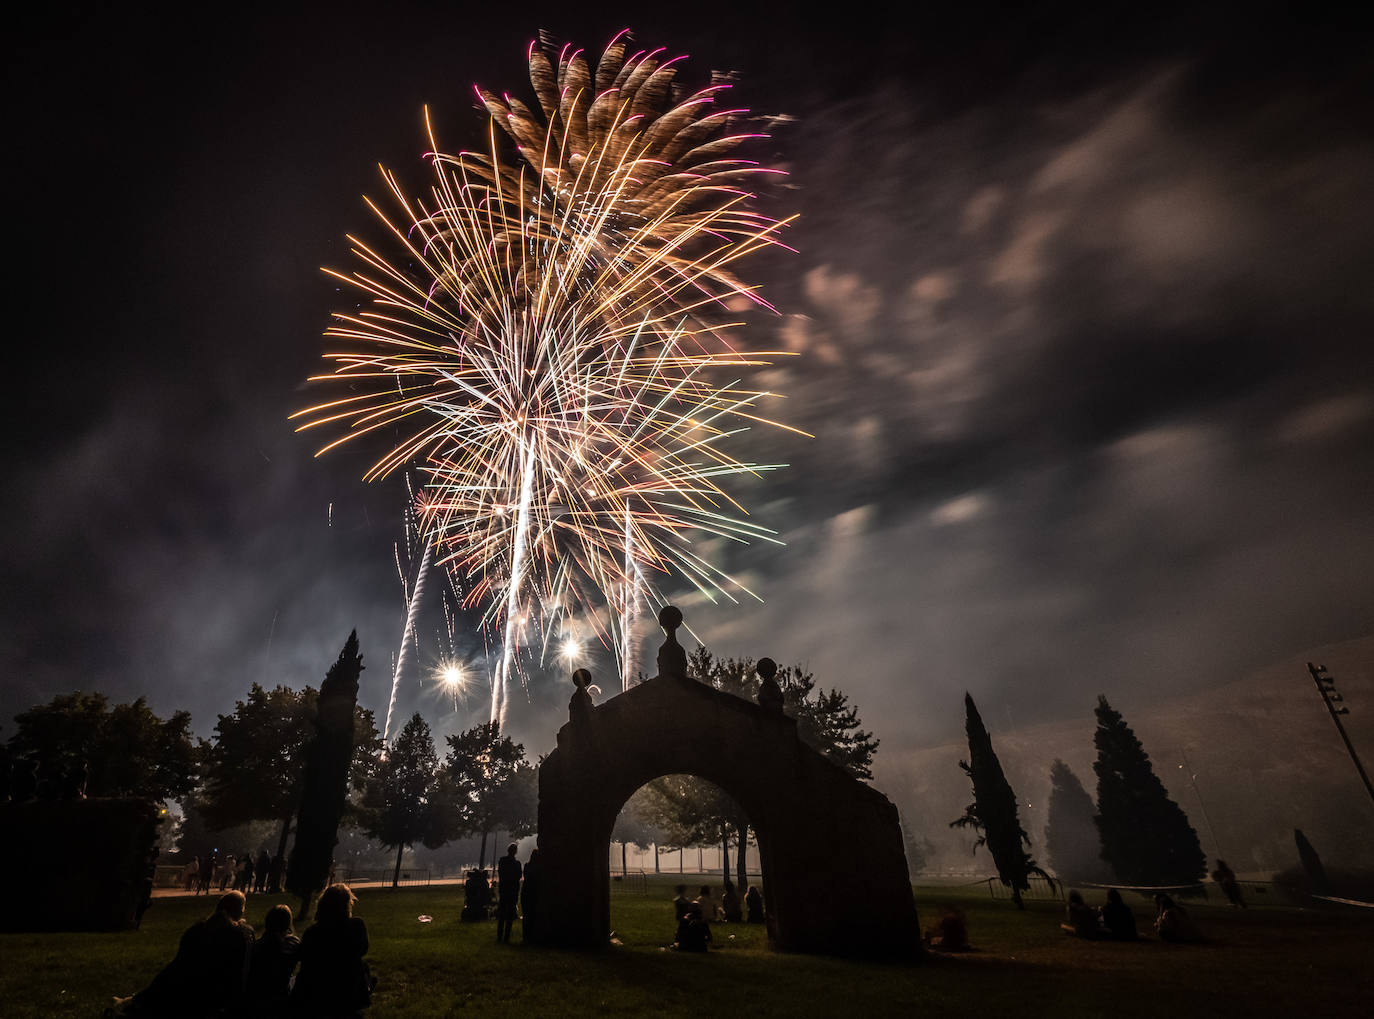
[276,815,292,868]
[621,841,627,876]
[735,818,748,888]
[679,848,683,874]
[721,833,731,883]
[1012,885,1024,909]
[479,829,489,870]
[392,844,404,888]
[653,842,660,874]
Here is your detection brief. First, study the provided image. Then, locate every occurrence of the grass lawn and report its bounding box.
[2,876,1371,1017]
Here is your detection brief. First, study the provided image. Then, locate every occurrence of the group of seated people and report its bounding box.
[109,884,375,1017]
[671,880,764,951]
[1061,889,1203,942]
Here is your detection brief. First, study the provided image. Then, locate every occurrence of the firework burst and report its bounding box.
[295,32,798,727]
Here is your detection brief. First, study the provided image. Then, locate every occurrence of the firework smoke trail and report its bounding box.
[384,537,432,742]
[296,32,802,728]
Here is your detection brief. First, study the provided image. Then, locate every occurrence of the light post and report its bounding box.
[1308,662,1374,809]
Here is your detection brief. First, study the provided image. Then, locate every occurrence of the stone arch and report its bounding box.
[530,649,920,957]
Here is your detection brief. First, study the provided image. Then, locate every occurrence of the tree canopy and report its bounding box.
[444,722,535,868]
[7,691,196,801]
[362,713,450,886]
[1044,759,1111,883]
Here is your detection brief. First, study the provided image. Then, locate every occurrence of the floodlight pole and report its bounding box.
[1308,662,1374,810]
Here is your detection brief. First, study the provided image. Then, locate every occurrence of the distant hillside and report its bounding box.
[877,635,1374,879]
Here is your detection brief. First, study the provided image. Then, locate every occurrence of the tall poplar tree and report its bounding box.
[1092,696,1205,886]
[950,693,1051,908]
[362,713,452,887]
[286,631,364,909]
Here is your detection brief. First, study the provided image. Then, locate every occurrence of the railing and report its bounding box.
[339,868,432,887]
[609,871,648,895]
[983,874,1064,901]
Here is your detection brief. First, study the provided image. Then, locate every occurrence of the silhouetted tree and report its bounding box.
[1294,828,1329,894]
[1044,759,1111,883]
[950,693,1051,908]
[286,631,364,909]
[7,692,196,801]
[200,683,382,864]
[1092,696,1205,886]
[361,713,454,886]
[445,722,532,868]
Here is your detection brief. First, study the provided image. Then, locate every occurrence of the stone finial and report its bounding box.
[756,656,784,714]
[569,668,594,725]
[656,605,688,681]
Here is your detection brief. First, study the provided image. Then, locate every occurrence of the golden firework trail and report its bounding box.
[294,32,800,727]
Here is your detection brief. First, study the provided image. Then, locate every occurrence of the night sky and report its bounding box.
[6,2,1373,757]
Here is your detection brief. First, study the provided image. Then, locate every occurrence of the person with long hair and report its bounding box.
[291,884,375,1016]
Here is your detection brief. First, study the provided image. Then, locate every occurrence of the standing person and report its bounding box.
[218,854,235,892]
[183,857,199,892]
[519,848,540,942]
[495,843,522,944]
[1211,859,1246,908]
[197,852,214,895]
[267,852,284,894]
[291,884,375,1016]
[237,854,254,894]
[255,850,271,894]
[245,904,300,1017]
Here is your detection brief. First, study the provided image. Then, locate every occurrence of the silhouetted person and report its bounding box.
[255,850,271,894]
[1100,889,1138,941]
[292,883,374,1016]
[236,854,253,893]
[694,885,718,923]
[1153,893,1202,943]
[925,905,969,951]
[496,842,522,943]
[672,885,692,924]
[569,668,595,726]
[268,852,284,893]
[721,881,742,923]
[520,848,540,941]
[755,657,784,714]
[675,901,712,952]
[1060,890,1103,938]
[657,606,687,681]
[184,857,200,892]
[462,868,491,922]
[744,885,764,924]
[1211,859,1245,908]
[112,891,254,1016]
[197,853,214,895]
[245,903,300,1017]
[219,854,235,892]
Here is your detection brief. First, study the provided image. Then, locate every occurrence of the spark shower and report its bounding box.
[295,31,798,730]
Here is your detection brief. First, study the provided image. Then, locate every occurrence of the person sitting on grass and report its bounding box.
[694,885,719,923]
[1100,889,1139,941]
[923,905,969,951]
[108,890,254,1017]
[1060,889,1106,938]
[291,883,375,1016]
[1153,893,1203,943]
[721,880,742,923]
[744,885,764,924]
[244,904,300,1017]
[674,901,713,952]
[462,868,492,922]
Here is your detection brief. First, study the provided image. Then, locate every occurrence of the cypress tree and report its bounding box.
[950,693,1051,908]
[286,631,364,911]
[1044,759,1112,883]
[1092,695,1205,886]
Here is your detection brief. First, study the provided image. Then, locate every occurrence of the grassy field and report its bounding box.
[3,876,1371,1017]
